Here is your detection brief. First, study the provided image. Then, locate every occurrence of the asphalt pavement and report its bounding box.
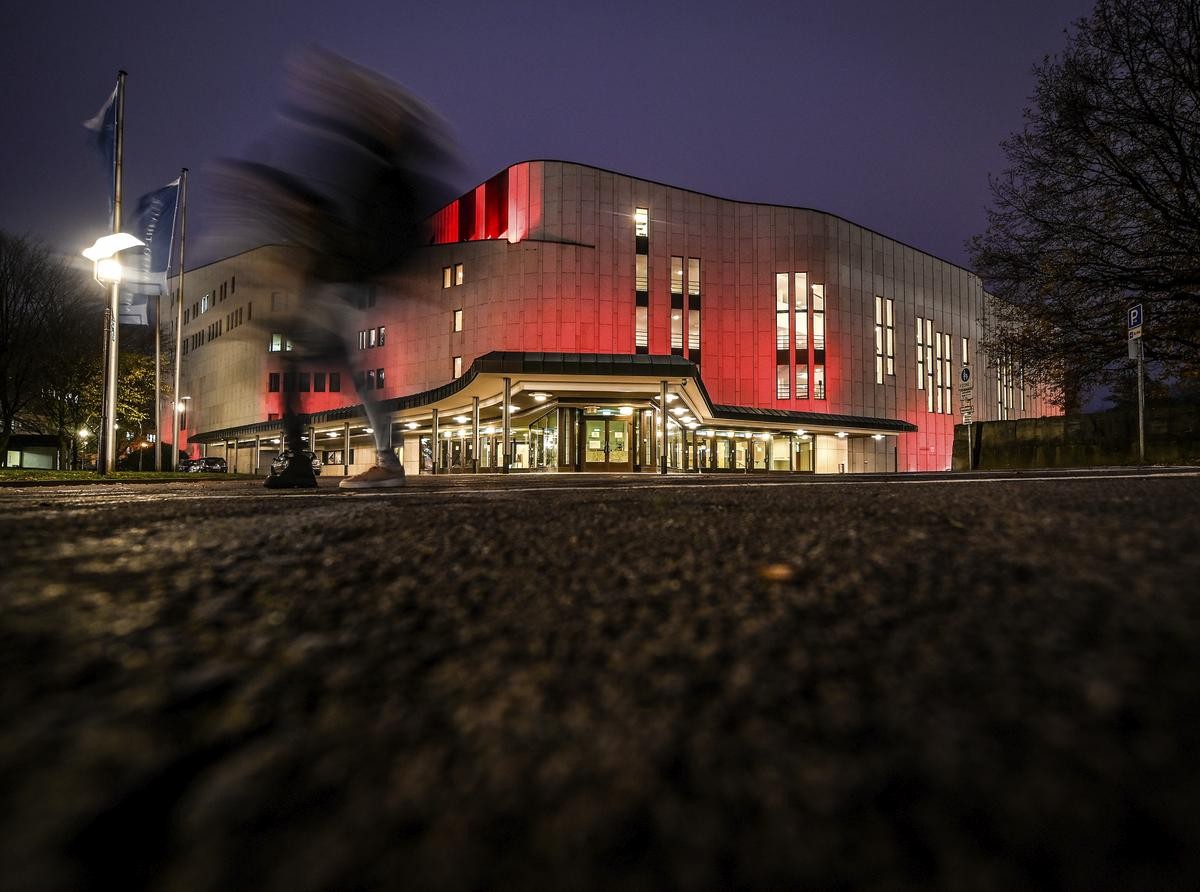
[2,469,1198,890]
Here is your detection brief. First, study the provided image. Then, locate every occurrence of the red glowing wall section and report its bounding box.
[431,165,529,244]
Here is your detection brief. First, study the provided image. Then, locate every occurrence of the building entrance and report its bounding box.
[582,416,631,471]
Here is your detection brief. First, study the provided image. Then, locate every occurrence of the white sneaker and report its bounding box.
[339,463,406,489]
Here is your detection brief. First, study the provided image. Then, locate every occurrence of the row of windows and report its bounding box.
[184,276,236,324]
[268,371,342,393]
[442,264,465,288]
[268,333,294,352]
[996,351,1025,419]
[226,304,248,333]
[631,209,703,363]
[775,273,825,400]
[916,317,954,414]
[356,368,386,390]
[358,326,386,349]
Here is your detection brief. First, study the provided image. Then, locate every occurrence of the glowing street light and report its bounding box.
[82,232,145,475]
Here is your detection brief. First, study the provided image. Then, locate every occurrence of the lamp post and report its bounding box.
[83,233,145,474]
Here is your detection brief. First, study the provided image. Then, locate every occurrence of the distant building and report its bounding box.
[170,161,1055,475]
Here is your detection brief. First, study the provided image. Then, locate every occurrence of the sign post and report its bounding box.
[1128,305,1145,463]
[959,365,974,469]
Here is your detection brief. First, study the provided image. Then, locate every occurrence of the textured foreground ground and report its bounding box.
[1,471,1198,890]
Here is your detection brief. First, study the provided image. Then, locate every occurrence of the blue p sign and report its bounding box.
[1129,305,1143,329]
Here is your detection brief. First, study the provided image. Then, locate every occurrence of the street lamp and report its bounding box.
[82,232,145,475]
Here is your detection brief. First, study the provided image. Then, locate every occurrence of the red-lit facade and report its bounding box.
[179,161,1056,474]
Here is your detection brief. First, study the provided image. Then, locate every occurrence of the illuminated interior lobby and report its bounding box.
[177,160,1054,474]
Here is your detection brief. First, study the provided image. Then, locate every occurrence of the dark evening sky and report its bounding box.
[2,0,1093,269]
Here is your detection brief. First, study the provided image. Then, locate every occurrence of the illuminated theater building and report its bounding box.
[176,160,1054,475]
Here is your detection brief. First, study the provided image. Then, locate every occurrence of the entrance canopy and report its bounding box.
[192,351,917,450]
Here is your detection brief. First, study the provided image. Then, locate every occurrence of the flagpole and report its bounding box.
[101,70,126,475]
[172,167,188,471]
[154,292,161,470]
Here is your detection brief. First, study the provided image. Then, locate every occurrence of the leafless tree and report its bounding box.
[970,0,1200,408]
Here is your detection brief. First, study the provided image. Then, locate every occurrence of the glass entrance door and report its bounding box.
[582,417,631,471]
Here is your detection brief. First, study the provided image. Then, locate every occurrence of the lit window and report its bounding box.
[942,333,952,414]
[635,305,648,350]
[776,364,790,400]
[962,336,969,367]
[453,355,463,378]
[454,263,464,286]
[634,207,649,238]
[366,369,376,390]
[776,309,789,350]
[201,294,209,313]
[886,298,895,376]
[369,328,377,348]
[874,296,884,385]
[687,258,700,296]
[671,310,683,352]
[688,308,700,355]
[813,364,826,400]
[776,273,789,312]
[796,364,809,399]
[926,319,936,411]
[935,333,943,413]
[916,316,925,389]
[270,333,283,352]
[635,255,648,291]
[442,266,452,288]
[671,257,684,296]
[453,309,463,332]
[812,284,825,351]
[378,326,386,346]
[358,330,367,350]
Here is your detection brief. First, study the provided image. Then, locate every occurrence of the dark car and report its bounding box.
[268,450,322,478]
[176,457,194,472]
[190,457,228,473]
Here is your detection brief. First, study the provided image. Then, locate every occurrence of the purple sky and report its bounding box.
[2,0,1093,269]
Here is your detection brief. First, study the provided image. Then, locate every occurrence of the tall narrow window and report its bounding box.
[314,372,326,392]
[268,372,280,392]
[442,266,452,288]
[812,284,825,351]
[687,257,701,362]
[453,309,463,332]
[299,373,310,392]
[329,372,341,392]
[633,208,649,354]
[942,333,952,415]
[962,336,969,368]
[935,333,944,413]
[795,273,809,398]
[366,369,376,390]
[886,299,895,376]
[916,317,925,390]
[874,296,884,385]
[453,355,463,378]
[776,274,790,350]
[376,368,385,388]
[812,283,826,399]
[454,263,464,286]
[925,318,936,411]
[378,326,386,346]
[670,256,684,354]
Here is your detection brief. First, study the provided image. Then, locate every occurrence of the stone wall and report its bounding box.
[952,406,1200,469]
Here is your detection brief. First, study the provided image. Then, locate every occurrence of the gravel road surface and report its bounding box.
[2,470,1198,890]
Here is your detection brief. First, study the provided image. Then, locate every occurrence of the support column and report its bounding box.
[502,377,511,474]
[766,435,772,472]
[254,436,261,476]
[789,435,795,473]
[659,381,668,474]
[472,396,480,473]
[342,421,350,476]
[430,408,439,475]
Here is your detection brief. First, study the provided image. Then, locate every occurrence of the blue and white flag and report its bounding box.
[84,85,118,200]
[116,178,182,314]
[118,291,152,326]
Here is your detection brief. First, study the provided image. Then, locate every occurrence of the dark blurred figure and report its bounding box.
[210,47,456,488]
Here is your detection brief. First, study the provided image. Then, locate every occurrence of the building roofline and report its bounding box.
[449,159,983,280]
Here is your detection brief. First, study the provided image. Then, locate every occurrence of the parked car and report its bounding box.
[190,457,228,473]
[268,450,322,479]
[176,457,194,472]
